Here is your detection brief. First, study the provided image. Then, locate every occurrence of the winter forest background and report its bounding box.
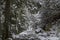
[0,0,60,40]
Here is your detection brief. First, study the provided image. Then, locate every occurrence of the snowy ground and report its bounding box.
[12,28,60,40]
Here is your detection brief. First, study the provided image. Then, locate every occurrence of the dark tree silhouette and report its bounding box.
[42,12,60,31]
[2,0,10,40]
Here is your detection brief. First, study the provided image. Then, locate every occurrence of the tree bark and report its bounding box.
[2,0,10,40]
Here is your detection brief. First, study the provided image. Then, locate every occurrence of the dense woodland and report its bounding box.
[0,0,60,40]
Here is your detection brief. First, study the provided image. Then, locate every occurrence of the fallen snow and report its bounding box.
[12,30,60,40]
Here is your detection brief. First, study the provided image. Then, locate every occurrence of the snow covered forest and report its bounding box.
[0,0,60,40]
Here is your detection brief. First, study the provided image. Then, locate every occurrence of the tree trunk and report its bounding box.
[2,0,10,40]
